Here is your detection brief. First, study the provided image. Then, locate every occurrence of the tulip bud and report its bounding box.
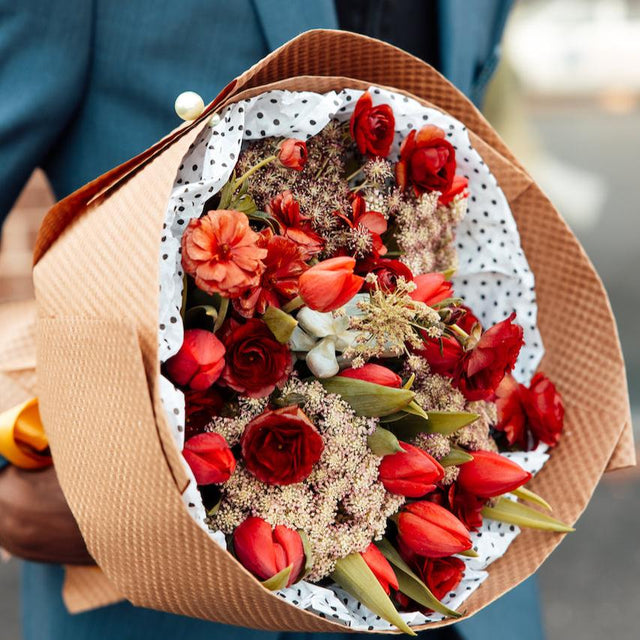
[233,517,305,587]
[379,443,444,498]
[339,363,402,388]
[397,501,472,558]
[277,139,307,171]
[410,273,453,307]
[361,543,398,595]
[182,432,236,485]
[298,257,364,313]
[457,449,532,499]
[165,329,225,390]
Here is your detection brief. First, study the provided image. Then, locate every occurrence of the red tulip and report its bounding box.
[338,363,402,388]
[165,329,225,390]
[298,257,364,312]
[397,501,472,558]
[410,273,453,307]
[379,442,444,498]
[361,543,398,595]
[233,517,305,587]
[182,432,236,485]
[277,139,307,171]
[456,450,531,499]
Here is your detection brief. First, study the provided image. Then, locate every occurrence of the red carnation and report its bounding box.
[350,91,396,158]
[241,405,324,485]
[267,190,324,259]
[165,329,225,391]
[495,373,564,449]
[277,139,307,171]
[233,231,307,318]
[219,318,292,398]
[396,125,457,196]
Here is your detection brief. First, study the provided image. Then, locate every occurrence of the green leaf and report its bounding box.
[482,497,573,533]
[367,427,405,456]
[331,553,416,635]
[298,530,314,580]
[511,486,553,512]
[320,377,415,417]
[230,193,258,215]
[388,411,479,439]
[262,565,292,591]
[376,538,461,619]
[218,174,236,209]
[457,548,479,558]
[439,448,474,467]
[262,306,298,343]
[403,400,429,420]
[185,304,218,331]
[213,297,229,333]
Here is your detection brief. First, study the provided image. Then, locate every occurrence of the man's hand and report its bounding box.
[0,465,94,565]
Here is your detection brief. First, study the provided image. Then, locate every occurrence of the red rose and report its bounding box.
[233,516,305,587]
[455,313,524,401]
[396,125,457,196]
[184,387,225,438]
[165,329,225,391]
[350,91,396,158]
[241,405,324,485]
[277,139,307,171]
[418,556,466,601]
[359,257,413,293]
[410,273,453,307]
[495,373,564,449]
[438,175,469,206]
[182,432,236,485]
[220,318,292,398]
[233,231,307,318]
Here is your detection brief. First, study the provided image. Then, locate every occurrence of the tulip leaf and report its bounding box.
[367,427,405,456]
[511,486,553,512]
[263,306,298,343]
[387,411,479,439]
[320,377,415,417]
[376,538,461,619]
[262,565,292,591]
[218,174,236,209]
[439,448,474,467]
[458,548,479,558]
[482,497,573,533]
[331,553,416,635]
[298,530,314,580]
[402,373,415,390]
[403,400,429,420]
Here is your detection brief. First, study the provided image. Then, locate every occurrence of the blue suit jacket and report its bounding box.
[0,1,544,638]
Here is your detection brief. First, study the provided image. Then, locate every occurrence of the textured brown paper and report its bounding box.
[8,30,631,630]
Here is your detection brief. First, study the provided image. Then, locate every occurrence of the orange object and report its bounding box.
[0,397,51,469]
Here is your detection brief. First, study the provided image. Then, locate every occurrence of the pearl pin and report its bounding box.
[174,91,205,121]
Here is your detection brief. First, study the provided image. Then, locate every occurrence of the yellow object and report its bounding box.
[0,398,51,469]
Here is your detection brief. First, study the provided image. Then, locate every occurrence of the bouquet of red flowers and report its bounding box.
[18,30,630,634]
[158,87,572,632]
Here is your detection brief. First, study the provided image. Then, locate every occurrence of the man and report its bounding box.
[0,1,544,638]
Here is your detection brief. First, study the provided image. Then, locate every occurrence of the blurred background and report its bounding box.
[0,0,638,638]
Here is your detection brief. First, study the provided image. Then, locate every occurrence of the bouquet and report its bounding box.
[20,30,632,633]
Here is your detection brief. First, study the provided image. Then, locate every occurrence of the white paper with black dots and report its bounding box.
[156,87,548,630]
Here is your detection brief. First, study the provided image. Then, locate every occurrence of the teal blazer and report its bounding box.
[0,1,544,639]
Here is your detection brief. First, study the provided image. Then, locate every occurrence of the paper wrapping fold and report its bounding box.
[0,30,625,630]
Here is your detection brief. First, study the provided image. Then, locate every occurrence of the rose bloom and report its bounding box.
[277,139,307,171]
[182,209,267,298]
[495,372,564,449]
[233,231,307,318]
[438,175,469,206]
[184,387,225,439]
[267,190,323,259]
[241,405,324,485]
[219,318,292,398]
[164,329,225,391]
[358,257,413,293]
[350,91,395,157]
[396,125,457,196]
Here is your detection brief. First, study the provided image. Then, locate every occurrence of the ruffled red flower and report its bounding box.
[495,373,564,449]
[219,318,292,398]
[181,209,267,298]
[184,387,225,439]
[267,191,324,259]
[358,257,413,293]
[334,194,388,258]
[233,230,307,318]
[277,139,307,171]
[396,125,457,196]
[241,405,324,485]
[447,483,486,531]
[438,175,469,206]
[350,91,395,158]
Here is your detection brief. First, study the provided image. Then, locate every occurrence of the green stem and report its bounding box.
[233,155,277,189]
[351,180,370,193]
[213,297,229,333]
[450,323,470,341]
[346,165,365,182]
